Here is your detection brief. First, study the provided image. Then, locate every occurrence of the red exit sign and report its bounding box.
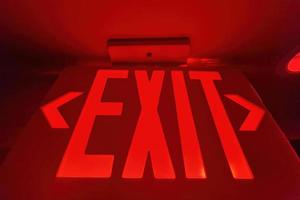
[1,66,299,200]
[41,69,265,180]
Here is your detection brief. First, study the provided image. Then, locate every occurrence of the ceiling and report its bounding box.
[0,0,300,63]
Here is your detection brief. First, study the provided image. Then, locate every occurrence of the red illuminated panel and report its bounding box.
[0,66,299,200]
[287,52,300,73]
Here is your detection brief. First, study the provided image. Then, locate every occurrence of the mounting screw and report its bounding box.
[146,52,153,58]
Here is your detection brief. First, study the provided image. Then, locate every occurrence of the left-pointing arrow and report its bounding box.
[41,92,83,128]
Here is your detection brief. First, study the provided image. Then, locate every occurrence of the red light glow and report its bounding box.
[122,71,175,179]
[54,69,258,179]
[287,52,300,73]
[181,57,220,68]
[2,67,299,200]
[189,71,253,179]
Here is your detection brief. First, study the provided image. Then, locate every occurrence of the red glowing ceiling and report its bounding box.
[0,0,300,60]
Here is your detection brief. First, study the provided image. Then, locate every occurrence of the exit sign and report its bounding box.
[0,66,299,200]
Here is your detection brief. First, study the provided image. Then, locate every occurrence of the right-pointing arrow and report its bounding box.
[225,94,265,131]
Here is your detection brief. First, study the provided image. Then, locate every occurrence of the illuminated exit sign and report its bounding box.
[42,69,264,180]
[0,66,299,200]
